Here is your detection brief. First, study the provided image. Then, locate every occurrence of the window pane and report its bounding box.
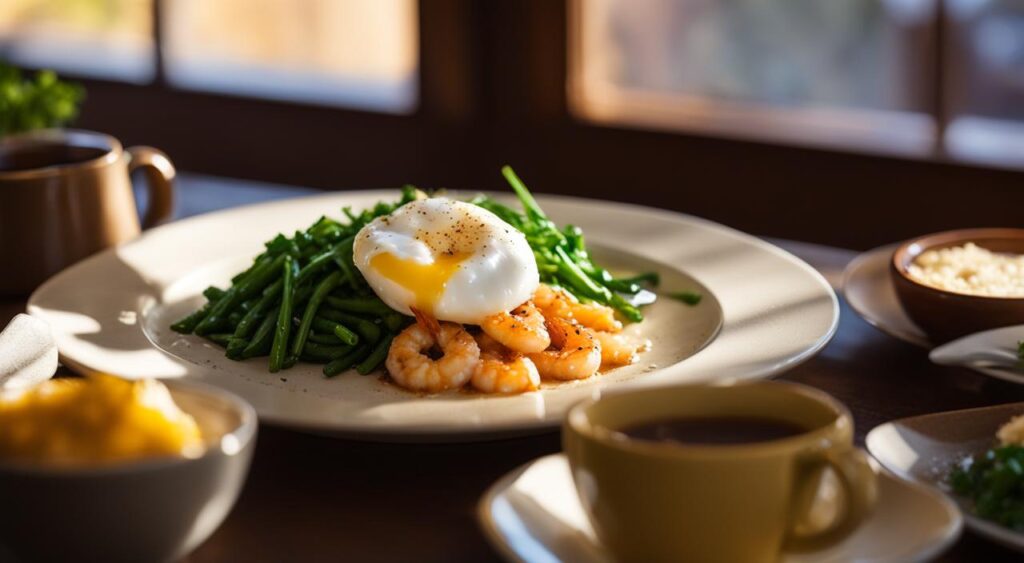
[0,0,155,83]
[163,0,418,113]
[945,0,1024,168]
[570,0,937,155]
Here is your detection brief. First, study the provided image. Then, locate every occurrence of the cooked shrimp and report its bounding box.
[528,317,602,381]
[594,330,641,367]
[480,301,550,354]
[471,334,540,394]
[532,284,621,332]
[386,321,479,392]
[532,284,573,319]
[568,301,622,333]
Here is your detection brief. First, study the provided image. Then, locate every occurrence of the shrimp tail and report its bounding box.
[410,307,441,341]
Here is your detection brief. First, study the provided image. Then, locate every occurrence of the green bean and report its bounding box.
[308,332,343,345]
[553,247,611,302]
[502,165,556,230]
[232,279,282,339]
[269,256,296,372]
[324,295,393,316]
[324,344,373,378]
[668,290,702,306]
[312,317,358,346]
[204,333,234,346]
[195,253,287,335]
[171,301,214,334]
[203,286,227,301]
[241,305,279,359]
[238,297,260,313]
[296,238,350,286]
[225,337,248,360]
[356,333,393,375]
[230,254,271,284]
[332,240,363,288]
[291,271,342,357]
[609,293,643,323]
[383,313,411,333]
[303,341,353,360]
[618,272,660,287]
[317,309,381,344]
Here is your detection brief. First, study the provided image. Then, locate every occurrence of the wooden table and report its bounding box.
[6,175,1024,562]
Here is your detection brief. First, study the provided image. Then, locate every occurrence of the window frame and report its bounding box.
[4,0,1024,250]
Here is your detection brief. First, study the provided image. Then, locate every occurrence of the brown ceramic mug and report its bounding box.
[0,129,175,295]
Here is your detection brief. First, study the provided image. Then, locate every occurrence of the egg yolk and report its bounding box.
[370,252,470,314]
[0,375,203,466]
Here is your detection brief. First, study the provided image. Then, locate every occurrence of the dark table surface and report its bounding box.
[4,174,1024,562]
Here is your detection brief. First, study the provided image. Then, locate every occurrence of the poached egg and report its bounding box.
[352,198,538,324]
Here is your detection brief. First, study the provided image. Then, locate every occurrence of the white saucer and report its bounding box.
[841,245,930,348]
[478,454,961,563]
[867,403,1024,553]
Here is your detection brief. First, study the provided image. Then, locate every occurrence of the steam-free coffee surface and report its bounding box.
[621,416,806,445]
[0,144,107,172]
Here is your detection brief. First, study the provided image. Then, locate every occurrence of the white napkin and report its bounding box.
[0,314,58,390]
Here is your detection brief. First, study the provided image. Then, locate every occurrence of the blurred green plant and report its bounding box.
[0,63,84,137]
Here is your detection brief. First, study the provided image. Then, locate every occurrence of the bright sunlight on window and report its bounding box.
[569,0,937,156]
[162,0,419,113]
[0,0,155,83]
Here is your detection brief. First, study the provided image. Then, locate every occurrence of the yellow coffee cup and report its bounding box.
[563,381,878,563]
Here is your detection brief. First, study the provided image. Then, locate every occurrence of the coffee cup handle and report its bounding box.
[126,146,176,228]
[784,447,879,552]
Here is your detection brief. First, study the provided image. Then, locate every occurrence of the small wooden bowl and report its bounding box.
[891,228,1024,343]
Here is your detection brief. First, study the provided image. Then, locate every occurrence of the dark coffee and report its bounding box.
[0,143,108,172]
[621,416,807,445]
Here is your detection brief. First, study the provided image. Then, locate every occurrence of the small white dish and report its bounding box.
[29,191,839,441]
[866,403,1024,553]
[930,326,1024,385]
[841,244,930,348]
[0,379,257,562]
[478,454,962,563]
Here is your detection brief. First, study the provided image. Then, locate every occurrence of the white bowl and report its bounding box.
[0,379,257,563]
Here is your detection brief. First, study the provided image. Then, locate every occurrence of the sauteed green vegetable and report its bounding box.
[172,167,660,376]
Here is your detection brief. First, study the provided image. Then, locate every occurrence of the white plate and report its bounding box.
[477,454,962,563]
[930,326,1024,386]
[28,192,838,441]
[841,244,930,348]
[866,403,1024,553]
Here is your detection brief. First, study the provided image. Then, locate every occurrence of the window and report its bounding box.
[570,0,938,156]
[162,0,418,113]
[0,0,155,83]
[944,0,1024,167]
[0,0,419,113]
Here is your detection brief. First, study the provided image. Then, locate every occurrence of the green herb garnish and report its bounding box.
[669,291,703,306]
[0,63,84,137]
[950,445,1024,531]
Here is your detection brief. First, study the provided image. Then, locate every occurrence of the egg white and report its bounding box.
[352,198,539,324]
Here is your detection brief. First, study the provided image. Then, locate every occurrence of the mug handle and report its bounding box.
[784,447,878,552]
[126,146,176,228]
